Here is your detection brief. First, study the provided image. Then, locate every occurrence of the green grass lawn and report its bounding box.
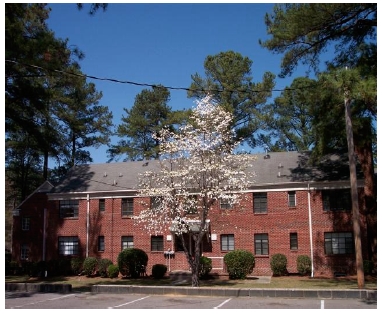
[5,274,377,292]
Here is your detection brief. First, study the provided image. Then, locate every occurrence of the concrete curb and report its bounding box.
[5,282,72,293]
[5,283,377,301]
[90,284,377,301]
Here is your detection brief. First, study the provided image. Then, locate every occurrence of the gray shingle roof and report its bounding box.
[50,151,362,194]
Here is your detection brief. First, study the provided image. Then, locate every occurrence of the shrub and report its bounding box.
[117,248,148,278]
[363,260,374,275]
[199,256,212,278]
[270,253,288,276]
[71,257,84,275]
[223,249,255,279]
[98,259,113,277]
[152,264,167,279]
[107,264,119,278]
[83,257,98,276]
[296,255,311,276]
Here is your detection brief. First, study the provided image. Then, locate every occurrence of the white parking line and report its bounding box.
[11,294,75,308]
[214,298,232,309]
[108,295,151,309]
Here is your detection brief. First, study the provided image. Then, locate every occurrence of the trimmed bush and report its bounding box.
[117,248,148,278]
[71,257,84,275]
[297,255,311,276]
[199,256,212,278]
[98,259,113,278]
[83,257,98,276]
[108,264,119,278]
[270,253,288,276]
[152,264,167,279]
[223,249,255,279]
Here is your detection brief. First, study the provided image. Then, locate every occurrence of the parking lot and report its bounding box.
[5,291,377,309]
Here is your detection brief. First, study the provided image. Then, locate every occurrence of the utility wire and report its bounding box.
[5,59,317,94]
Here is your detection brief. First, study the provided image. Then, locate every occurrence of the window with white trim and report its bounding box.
[121,198,134,216]
[98,236,105,251]
[59,200,79,218]
[288,191,296,207]
[255,233,269,255]
[22,217,30,231]
[21,244,29,260]
[58,236,79,255]
[290,232,298,250]
[253,192,267,213]
[221,234,234,251]
[151,235,163,252]
[121,236,134,249]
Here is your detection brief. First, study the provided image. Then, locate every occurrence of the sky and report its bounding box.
[44,2,327,164]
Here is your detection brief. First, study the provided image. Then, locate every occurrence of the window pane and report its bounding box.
[59,200,79,218]
[121,236,134,249]
[324,232,353,254]
[98,236,105,251]
[151,236,163,251]
[99,199,105,212]
[21,244,29,260]
[122,198,134,216]
[255,233,269,255]
[221,234,234,251]
[253,193,267,213]
[288,191,296,207]
[22,217,30,231]
[290,232,298,250]
[58,236,79,255]
[322,190,351,211]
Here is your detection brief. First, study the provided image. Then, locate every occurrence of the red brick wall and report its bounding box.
[13,188,368,278]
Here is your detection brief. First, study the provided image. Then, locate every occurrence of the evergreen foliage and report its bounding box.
[117,248,148,278]
[151,264,167,279]
[223,250,255,279]
[296,255,311,276]
[270,253,288,276]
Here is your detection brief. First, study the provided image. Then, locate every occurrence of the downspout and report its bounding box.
[307,183,314,277]
[43,208,46,262]
[86,194,90,258]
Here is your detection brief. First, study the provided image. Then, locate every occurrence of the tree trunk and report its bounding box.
[354,120,377,272]
[344,95,364,288]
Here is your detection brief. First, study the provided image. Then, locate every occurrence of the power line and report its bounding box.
[5,59,317,95]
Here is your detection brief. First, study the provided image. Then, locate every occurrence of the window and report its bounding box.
[21,217,30,231]
[255,234,269,255]
[121,236,134,249]
[99,199,105,212]
[221,234,234,251]
[58,236,79,255]
[290,233,298,250]
[186,195,198,214]
[288,191,296,207]
[151,197,162,209]
[151,236,164,251]
[59,200,79,218]
[220,198,233,210]
[121,198,134,216]
[253,192,267,213]
[21,244,29,260]
[98,236,105,251]
[322,189,351,211]
[324,232,354,255]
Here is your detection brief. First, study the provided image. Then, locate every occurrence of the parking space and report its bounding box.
[5,292,377,309]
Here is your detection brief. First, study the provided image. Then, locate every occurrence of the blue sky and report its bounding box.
[46,2,323,164]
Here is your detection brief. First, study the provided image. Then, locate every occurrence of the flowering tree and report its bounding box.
[135,95,253,287]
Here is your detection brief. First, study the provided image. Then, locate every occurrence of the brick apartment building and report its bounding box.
[11,151,370,277]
